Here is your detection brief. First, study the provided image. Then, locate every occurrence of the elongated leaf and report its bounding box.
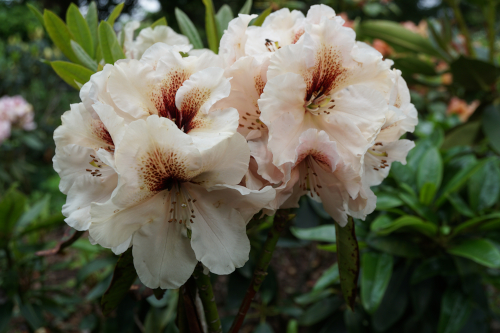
[253,7,272,26]
[294,289,333,305]
[367,234,422,258]
[335,217,359,310]
[16,196,48,228]
[419,182,437,205]
[450,56,499,91]
[50,61,94,89]
[107,2,124,26]
[175,8,203,49]
[417,147,442,194]
[43,10,79,63]
[86,2,98,56]
[361,252,393,314]
[393,56,437,76]
[0,300,13,332]
[442,120,481,150]
[77,257,116,284]
[202,0,219,53]
[216,5,234,40]
[313,263,339,291]
[101,249,137,316]
[151,17,168,28]
[435,158,486,207]
[437,289,473,333]
[298,297,342,326]
[290,225,336,242]
[448,193,475,218]
[71,40,98,71]
[0,187,26,246]
[482,105,500,154]
[468,158,500,212]
[99,21,126,64]
[375,192,403,210]
[374,215,437,237]
[27,4,45,27]
[357,20,442,57]
[447,239,500,268]
[239,0,252,14]
[453,213,500,235]
[66,3,94,57]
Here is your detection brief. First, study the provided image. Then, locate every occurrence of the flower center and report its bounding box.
[305,91,335,116]
[167,183,197,226]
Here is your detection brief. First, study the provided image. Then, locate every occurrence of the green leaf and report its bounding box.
[254,322,274,333]
[43,10,79,63]
[151,17,168,28]
[468,158,500,212]
[101,249,138,316]
[51,61,94,89]
[202,0,219,53]
[27,4,45,27]
[357,20,442,57]
[0,301,13,333]
[448,193,475,218]
[216,5,234,41]
[335,217,360,310]
[482,105,500,154]
[0,187,26,245]
[107,2,124,27]
[373,215,437,238]
[19,302,44,329]
[437,289,473,333]
[66,3,94,57]
[298,297,342,326]
[435,158,486,207]
[239,0,253,14]
[417,147,442,194]
[313,263,339,291]
[71,40,98,71]
[253,7,272,27]
[175,8,203,49]
[448,239,500,268]
[16,196,48,228]
[375,192,403,210]
[290,225,336,242]
[99,21,126,64]
[450,56,499,91]
[361,252,393,314]
[294,289,333,305]
[452,213,500,235]
[77,257,116,284]
[372,266,409,331]
[86,2,98,57]
[392,56,437,76]
[286,320,298,333]
[442,121,481,150]
[419,182,437,205]
[366,234,422,258]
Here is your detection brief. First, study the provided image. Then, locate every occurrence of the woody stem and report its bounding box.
[228,210,293,333]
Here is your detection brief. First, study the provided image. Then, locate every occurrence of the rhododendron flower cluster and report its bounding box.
[54,5,417,289]
[0,95,36,143]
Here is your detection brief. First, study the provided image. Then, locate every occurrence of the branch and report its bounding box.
[228,210,293,333]
[193,263,222,333]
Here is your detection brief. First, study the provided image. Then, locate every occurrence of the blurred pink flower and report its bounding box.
[0,95,36,143]
[401,20,428,37]
[338,12,354,29]
[372,39,393,57]
[447,97,480,122]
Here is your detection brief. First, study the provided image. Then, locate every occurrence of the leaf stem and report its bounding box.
[228,210,292,333]
[446,0,476,57]
[193,263,222,333]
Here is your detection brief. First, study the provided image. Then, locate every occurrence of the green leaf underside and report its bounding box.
[66,4,94,57]
[361,252,393,314]
[43,10,79,63]
[175,8,203,49]
[101,249,137,316]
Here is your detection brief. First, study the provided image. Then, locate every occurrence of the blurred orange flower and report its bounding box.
[339,12,354,29]
[447,97,480,122]
[401,20,428,37]
[372,39,393,57]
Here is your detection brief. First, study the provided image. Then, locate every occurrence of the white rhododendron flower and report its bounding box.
[88,115,274,289]
[123,21,191,60]
[53,101,121,232]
